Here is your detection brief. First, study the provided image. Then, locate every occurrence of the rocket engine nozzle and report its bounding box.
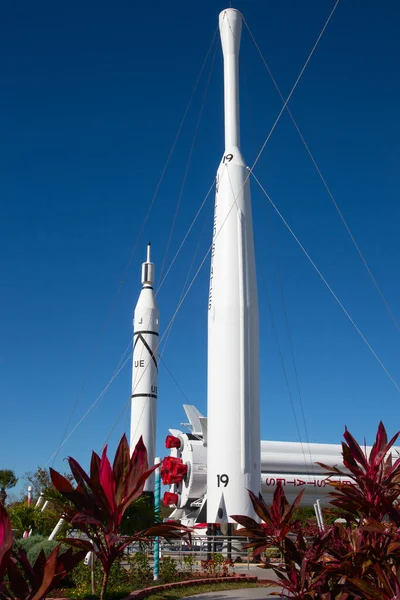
[165,435,181,449]
[161,456,188,485]
[163,492,179,506]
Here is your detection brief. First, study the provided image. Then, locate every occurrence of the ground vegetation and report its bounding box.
[233,421,400,599]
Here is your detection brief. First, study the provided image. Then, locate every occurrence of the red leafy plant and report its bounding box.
[232,486,337,597]
[50,434,189,600]
[231,483,304,557]
[200,555,234,578]
[318,421,400,523]
[0,503,85,600]
[232,422,400,599]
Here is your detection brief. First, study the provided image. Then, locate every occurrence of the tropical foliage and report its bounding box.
[49,434,189,600]
[0,434,189,600]
[22,467,56,502]
[232,421,400,599]
[0,470,18,506]
[7,503,65,539]
[0,502,86,600]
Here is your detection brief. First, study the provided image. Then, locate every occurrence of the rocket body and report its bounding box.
[130,244,159,492]
[207,9,260,523]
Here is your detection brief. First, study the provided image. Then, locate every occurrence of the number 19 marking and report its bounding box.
[217,474,229,487]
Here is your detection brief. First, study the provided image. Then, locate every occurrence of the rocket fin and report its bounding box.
[213,493,228,524]
[199,417,208,446]
[183,405,204,435]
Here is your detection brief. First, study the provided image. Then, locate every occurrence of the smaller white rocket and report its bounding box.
[130,243,159,493]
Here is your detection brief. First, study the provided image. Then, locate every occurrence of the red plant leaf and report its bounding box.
[113,434,131,506]
[49,468,75,494]
[59,537,93,552]
[52,548,87,584]
[144,522,191,542]
[70,513,106,531]
[248,490,273,526]
[384,456,400,481]
[368,421,388,468]
[30,547,59,600]
[67,456,92,490]
[120,464,158,516]
[343,427,369,472]
[270,484,286,524]
[90,451,101,486]
[99,445,116,514]
[230,514,259,531]
[50,468,93,515]
[66,457,108,514]
[0,503,13,580]
[384,430,400,459]
[15,547,36,584]
[348,578,389,599]
[6,557,31,599]
[315,462,343,475]
[123,436,148,502]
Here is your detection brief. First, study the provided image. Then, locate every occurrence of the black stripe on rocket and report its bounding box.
[133,332,158,370]
[133,330,159,336]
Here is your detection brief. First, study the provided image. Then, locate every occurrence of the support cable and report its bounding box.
[120,403,130,440]
[156,181,215,295]
[158,40,218,284]
[48,176,215,463]
[252,171,400,394]
[123,0,342,459]
[46,351,132,465]
[256,237,312,476]
[102,161,234,449]
[51,2,340,461]
[263,203,316,474]
[243,0,341,189]
[244,15,400,337]
[243,61,314,473]
[158,207,210,359]
[159,355,192,405]
[50,26,218,466]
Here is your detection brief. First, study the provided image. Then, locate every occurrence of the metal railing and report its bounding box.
[126,535,252,569]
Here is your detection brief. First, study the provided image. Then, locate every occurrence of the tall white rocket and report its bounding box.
[207,8,260,522]
[130,243,159,493]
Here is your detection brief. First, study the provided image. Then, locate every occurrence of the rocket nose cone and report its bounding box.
[219,8,243,55]
[218,7,243,21]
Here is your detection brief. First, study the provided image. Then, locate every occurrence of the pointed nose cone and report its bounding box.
[142,242,155,287]
[219,8,243,57]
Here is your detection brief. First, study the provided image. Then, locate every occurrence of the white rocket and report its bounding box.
[162,405,400,517]
[130,243,159,493]
[207,9,260,522]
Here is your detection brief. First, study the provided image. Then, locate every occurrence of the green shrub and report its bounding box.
[26,539,67,564]
[183,553,197,573]
[127,552,152,588]
[8,503,63,539]
[14,534,48,558]
[71,559,130,598]
[201,553,225,576]
[265,547,280,558]
[159,555,179,582]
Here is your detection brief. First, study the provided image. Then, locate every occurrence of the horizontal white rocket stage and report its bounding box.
[161,405,400,518]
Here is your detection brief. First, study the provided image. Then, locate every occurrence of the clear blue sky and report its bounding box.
[1,0,400,496]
